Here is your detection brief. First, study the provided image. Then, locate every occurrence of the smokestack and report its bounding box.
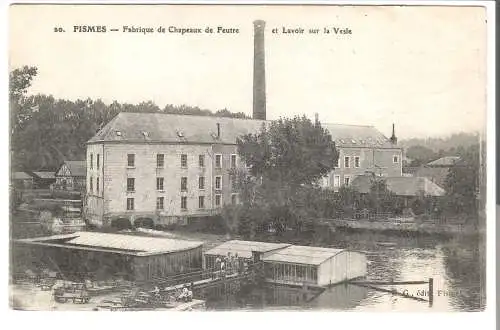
[253,20,266,120]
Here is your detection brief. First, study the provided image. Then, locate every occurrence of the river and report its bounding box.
[204,231,486,312]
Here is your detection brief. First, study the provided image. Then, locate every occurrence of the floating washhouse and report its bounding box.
[262,245,367,287]
[204,240,291,269]
[14,231,203,282]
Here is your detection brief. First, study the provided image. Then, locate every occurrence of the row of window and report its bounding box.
[125,175,229,192]
[126,153,238,169]
[89,153,100,171]
[125,194,238,211]
[336,155,399,168]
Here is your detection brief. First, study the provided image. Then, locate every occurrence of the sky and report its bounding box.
[8,4,488,139]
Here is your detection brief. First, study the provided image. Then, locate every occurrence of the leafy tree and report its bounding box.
[237,116,339,190]
[406,145,437,167]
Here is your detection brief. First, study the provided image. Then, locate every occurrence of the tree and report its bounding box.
[222,116,339,238]
[443,144,480,217]
[406,145,437,167]
[237,116,339,190]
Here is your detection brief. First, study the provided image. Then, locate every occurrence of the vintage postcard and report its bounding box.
[7,1,494,316]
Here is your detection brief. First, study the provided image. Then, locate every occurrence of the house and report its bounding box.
[319,123,402,190]
[12,172,34,189]
[31,171,56,189]
[55,160,86,191]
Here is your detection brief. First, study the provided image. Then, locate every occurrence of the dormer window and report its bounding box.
[116,131,122,136]
[177,130,184,138]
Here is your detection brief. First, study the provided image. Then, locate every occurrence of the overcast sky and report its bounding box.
[9,4,488,139]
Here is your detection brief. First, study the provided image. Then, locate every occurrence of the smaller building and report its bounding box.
[263,245,367,287]
[12,172,33,189]
[55,161,86,191]
[15,231,203,282]
[31,171,56,189]
[204,240,291,269]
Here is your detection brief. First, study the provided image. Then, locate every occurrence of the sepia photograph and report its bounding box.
[6,1,494,316]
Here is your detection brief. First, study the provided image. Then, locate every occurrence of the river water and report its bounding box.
[204,231,486,312]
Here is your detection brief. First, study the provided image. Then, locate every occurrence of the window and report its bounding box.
[354,156,360,168]
[157,154,164,168]
[230,154,237,168]
[199,155,205,168]
[215,194,222,207]
[198,196,205,209]
[127,154,135,167]
[344,176,351,186]
[181,154,187,168]
[156,177,164,191]
[127,178,135,192]
[126,198,134,210]
[181,177,188,191]
[215,176,222,190]
[393,155,399,163]
[199,176,205,190]
[97,154,100,170]
[89,177,93,193]
[96,177,100,194]
[215,154,222,168]
[231,175,237,191]
[90,153,93,170]
[231,194,238,205]
[335,156,340,168]
[156,197,164,210]
[181,196,187,210]
[344,156,350,168]
[333,175,340,187]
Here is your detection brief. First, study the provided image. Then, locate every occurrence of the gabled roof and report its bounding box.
[205,240,291,259]
[426,156,461,167]
[13,172,33,180]
[57,160,86,177]
[262,245,345,265]
[87,112,400,150]
[322,123,397,149]
[351,175,445,197]
[32,171,56,179]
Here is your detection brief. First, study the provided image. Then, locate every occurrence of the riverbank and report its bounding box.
[325,218,482,237]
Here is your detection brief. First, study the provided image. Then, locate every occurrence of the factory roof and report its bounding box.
[15,231,203,256]
[88,112,400,149]
[262,245,345,265]
[88,112,266,145]
[205,240,291,259]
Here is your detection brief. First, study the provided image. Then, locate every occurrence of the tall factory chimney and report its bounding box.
[253,20,266,120]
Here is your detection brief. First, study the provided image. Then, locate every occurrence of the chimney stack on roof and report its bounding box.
[253,20,267,120]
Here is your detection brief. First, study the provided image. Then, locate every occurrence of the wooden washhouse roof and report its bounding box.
[16,232,203,257]
[205,240,291,259]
